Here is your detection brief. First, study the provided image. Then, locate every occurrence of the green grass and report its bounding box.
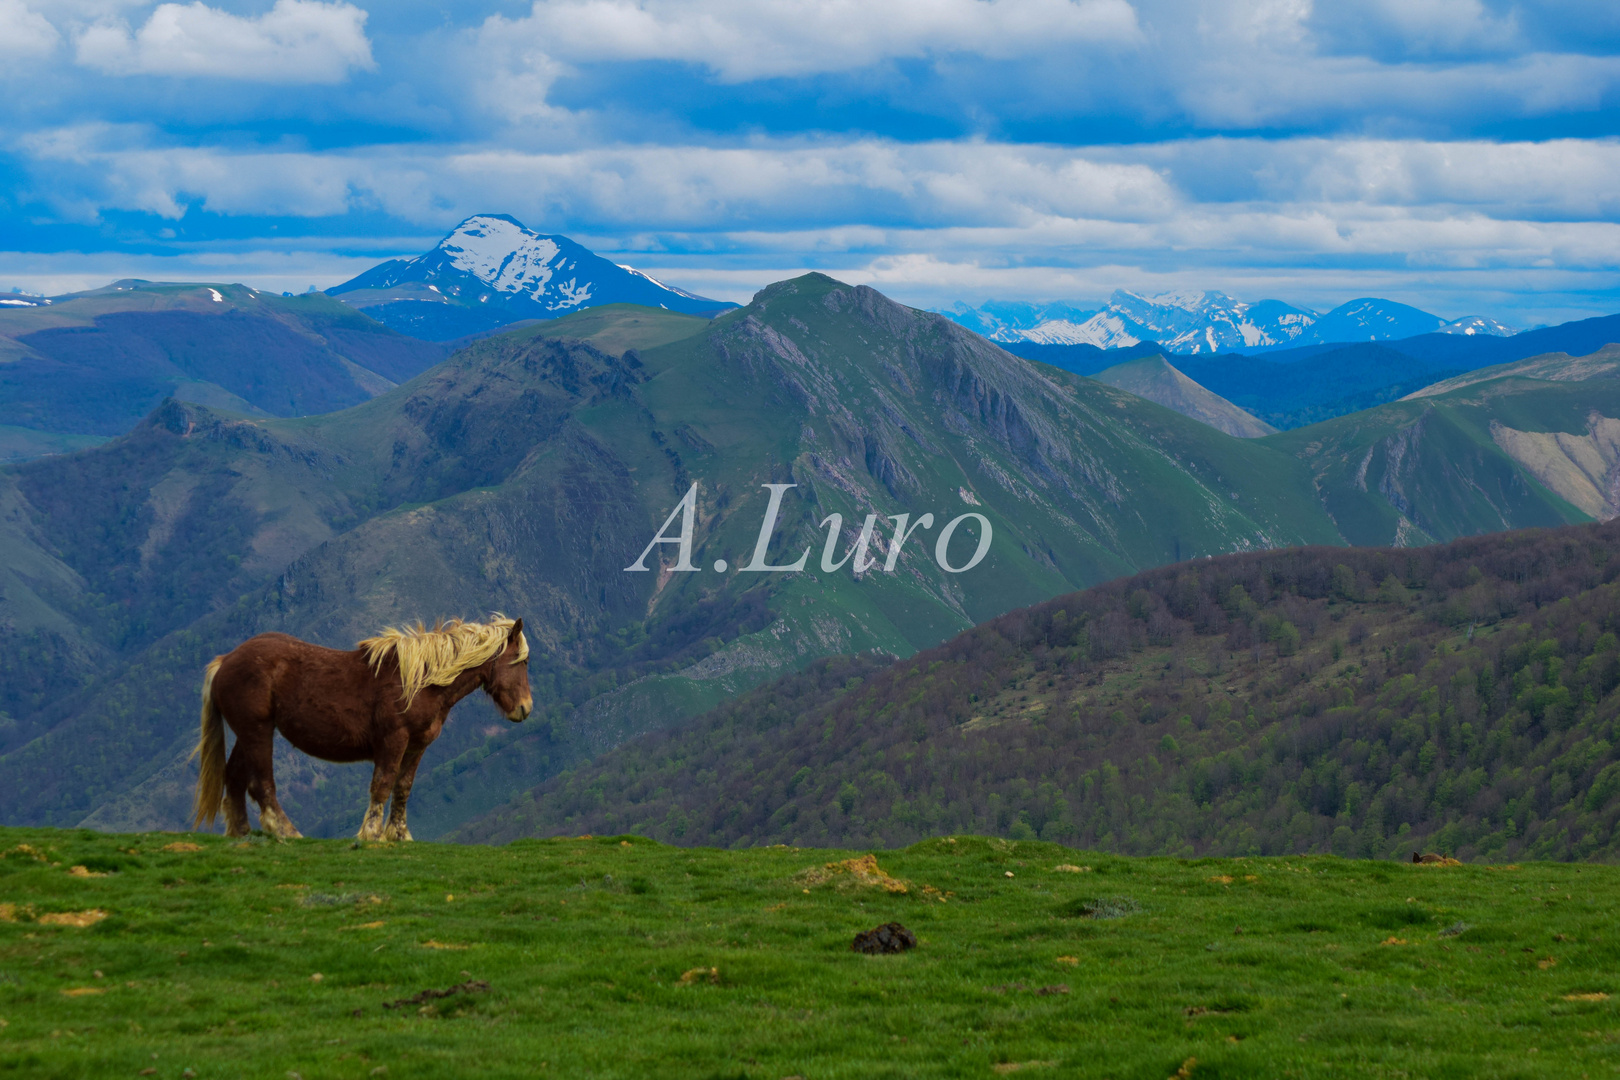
[1,827,1616,1078]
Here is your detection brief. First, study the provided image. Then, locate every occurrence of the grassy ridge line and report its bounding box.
[1,826,1617,1079]
[460,520,1620,858]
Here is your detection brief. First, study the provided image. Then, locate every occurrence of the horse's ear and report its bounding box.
[509,618,524,640]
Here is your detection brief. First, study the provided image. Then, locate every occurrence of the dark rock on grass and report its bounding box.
[382,980,490,1010]
[852,922,916,954]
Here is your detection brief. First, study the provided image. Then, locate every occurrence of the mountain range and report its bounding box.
[0,270,1614,849]
[327,214,737,341]
[0,276,1357,842]
[1003,311,1620,432]
[941,291,1517,354]
[0,281,445,462]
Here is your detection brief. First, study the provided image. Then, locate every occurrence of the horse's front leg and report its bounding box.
[383,746,427,842]
[358,735,408,842]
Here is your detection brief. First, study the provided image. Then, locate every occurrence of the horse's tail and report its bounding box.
[190,656,226,830]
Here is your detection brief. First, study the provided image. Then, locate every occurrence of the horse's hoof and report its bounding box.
[261,808,302,840]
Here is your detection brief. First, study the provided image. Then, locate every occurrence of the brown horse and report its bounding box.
[192,616,532,841]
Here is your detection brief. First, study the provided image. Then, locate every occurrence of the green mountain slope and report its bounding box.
[0,282,445,453]
[489,302,712,354]
[1267,371,1620,546]
[1090,355,1277,438]
[0,276,1346,840]
[458,520,1620,863]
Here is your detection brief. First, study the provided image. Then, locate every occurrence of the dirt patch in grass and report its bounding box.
[2,844,49,862]
[37,909,108,927]
[678,967,719,986]
[796,854,908,894]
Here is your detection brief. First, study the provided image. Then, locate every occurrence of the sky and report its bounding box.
[3,0,1620,325]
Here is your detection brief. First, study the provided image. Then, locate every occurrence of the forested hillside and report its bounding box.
[460,521,1620,862]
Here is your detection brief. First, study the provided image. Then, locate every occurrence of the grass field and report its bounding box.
[0,826,1615,1079]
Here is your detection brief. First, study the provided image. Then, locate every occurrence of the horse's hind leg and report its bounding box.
[358,735,408,842]
[222,742,252,838]
[383,746,426,842]
[239,731,301,839]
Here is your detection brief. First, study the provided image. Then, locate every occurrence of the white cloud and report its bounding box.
[74,0,374,82]
[14,128,1620,324]
[0,0,59,58]
[23,128,1620,247]
[483,0,1142,81]
[20,124,360,218]
[0,247,387,297]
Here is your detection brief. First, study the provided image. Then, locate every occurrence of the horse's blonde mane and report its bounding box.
[358,614,529,708]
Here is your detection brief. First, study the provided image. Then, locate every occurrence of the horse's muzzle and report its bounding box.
[507,697,532,722]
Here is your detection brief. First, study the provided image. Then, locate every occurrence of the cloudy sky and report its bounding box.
[3,0,1619,323]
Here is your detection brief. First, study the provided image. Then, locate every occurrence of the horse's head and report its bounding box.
[486,618,533,722]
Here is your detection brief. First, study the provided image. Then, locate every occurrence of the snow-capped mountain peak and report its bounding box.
[438,215,574,301]
[1103,290,1318,354]
[328,214,735,339]
[1117,288,1213,314]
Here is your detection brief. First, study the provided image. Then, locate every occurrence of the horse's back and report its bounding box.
[221,632,349,670]
[213,633,380,760]
[215,633,361,701]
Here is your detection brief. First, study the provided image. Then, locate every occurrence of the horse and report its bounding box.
[191,615,532,841]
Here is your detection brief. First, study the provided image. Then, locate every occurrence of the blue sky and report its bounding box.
[3,0,1620,324]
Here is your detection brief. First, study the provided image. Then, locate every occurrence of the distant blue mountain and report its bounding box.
[944,292,1519,355]
[329,215,737,341]
[1286,298,1442,347]
[1000,311,1620,431]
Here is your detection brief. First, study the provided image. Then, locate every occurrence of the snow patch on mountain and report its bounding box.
[942,291,1320,354]
[1439,315,1517,337]
[941,290,1521,355]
